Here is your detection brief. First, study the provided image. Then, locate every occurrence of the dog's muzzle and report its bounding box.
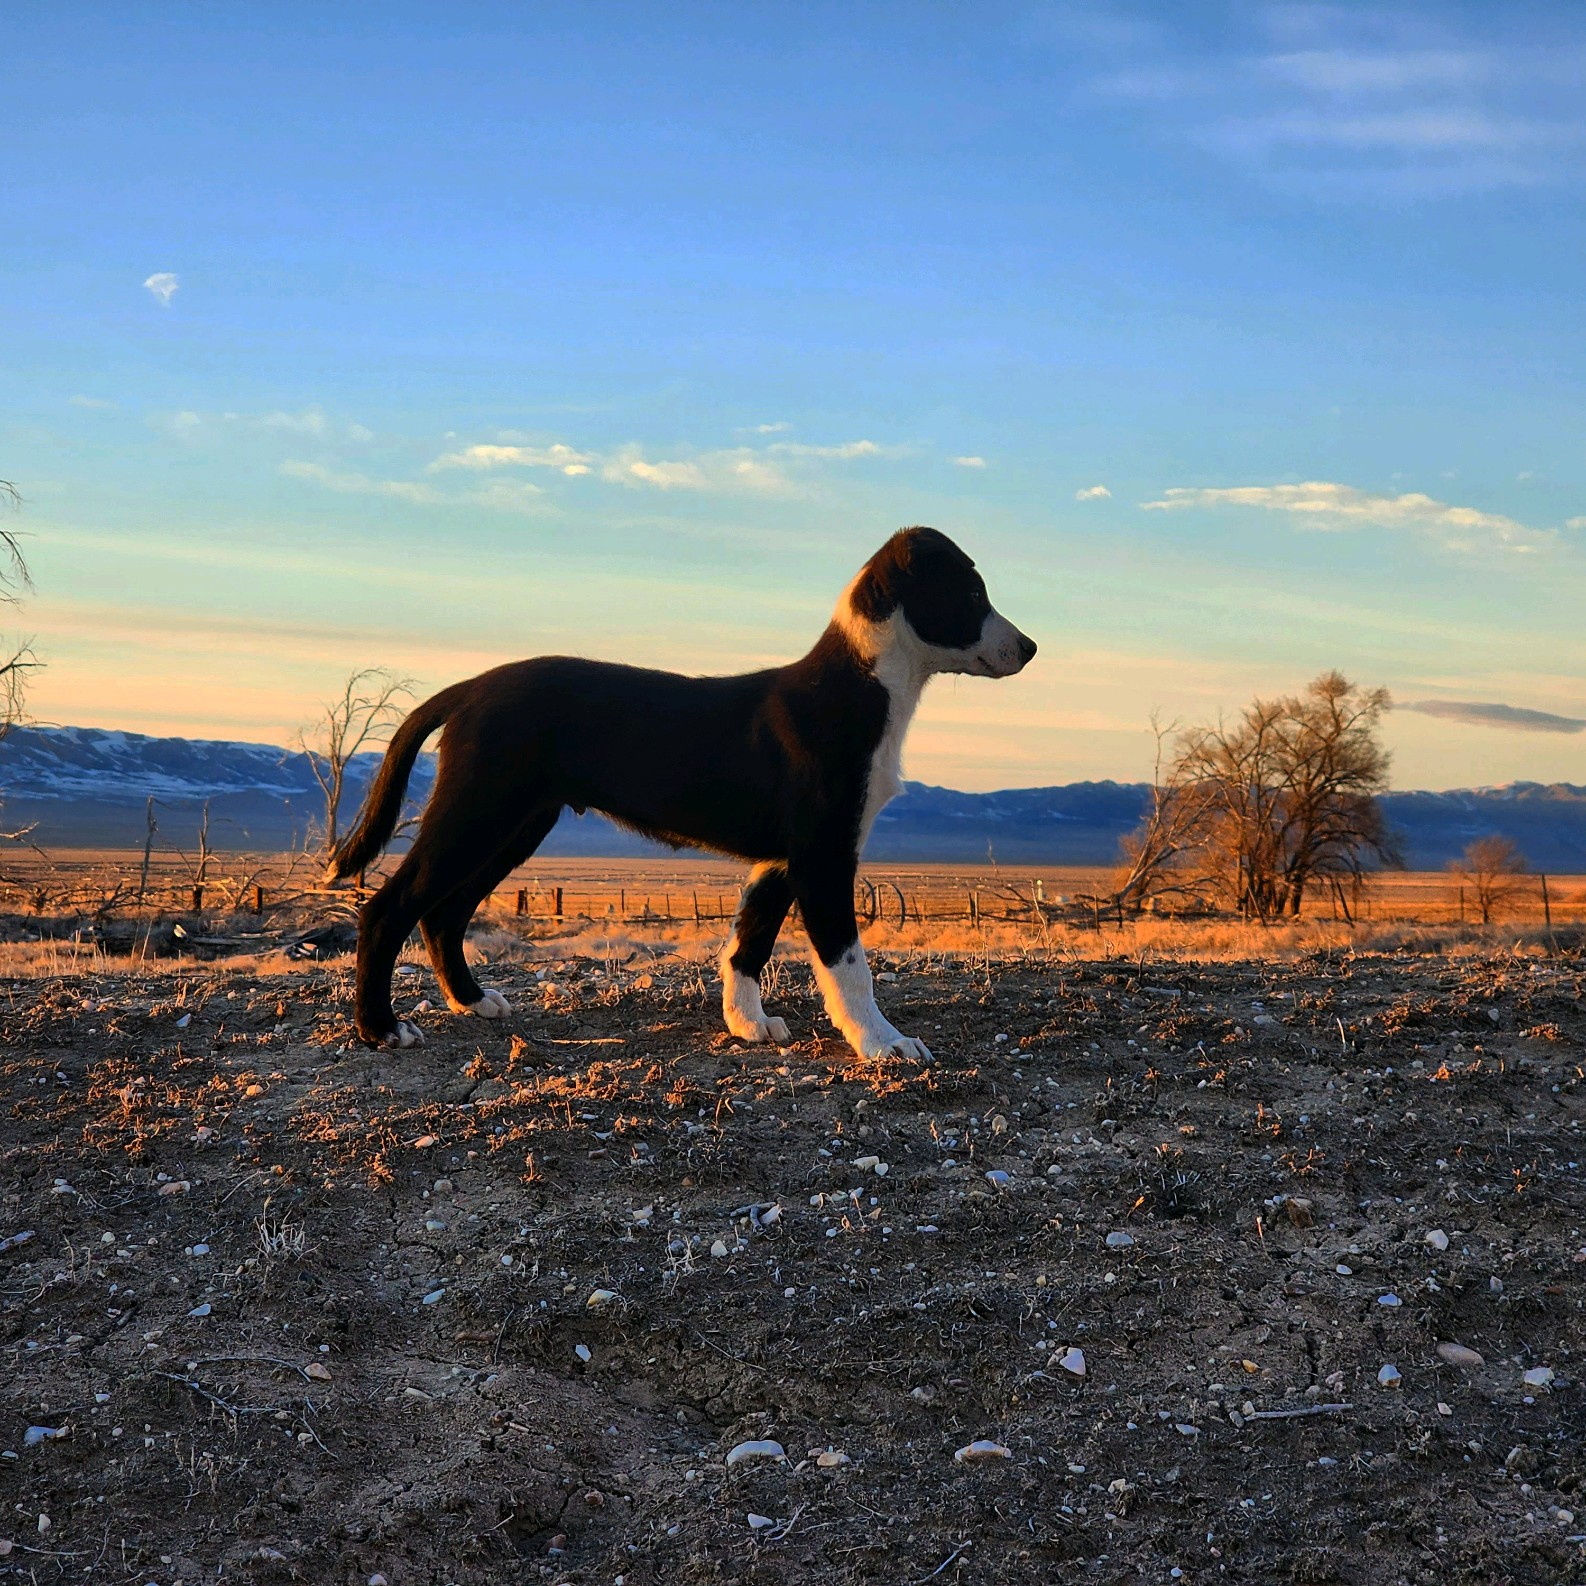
[975,611,1038,677]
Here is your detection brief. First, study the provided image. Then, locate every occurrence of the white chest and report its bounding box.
[857,656,925,852]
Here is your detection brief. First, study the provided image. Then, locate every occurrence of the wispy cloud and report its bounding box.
[1142,481,1558,554]
[143,272,179,305]
[280,460,545,514]
[767,439,884,460]
[743,421,791,435]
[600,445,791,495]
[159,406,372,443]
[279,460,448,505]
[70,395,119,411]
[1402,699,1586,734]
[1075,484,1111,501]
[1568,516,1586,531]
[953,455,988,469]
[429,442,594,475]
[1076,11,1585,198]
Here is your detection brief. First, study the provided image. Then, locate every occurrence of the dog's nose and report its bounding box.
[1016,632,1037,666]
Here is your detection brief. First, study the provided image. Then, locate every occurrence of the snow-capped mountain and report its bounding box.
[0,724,1582,869]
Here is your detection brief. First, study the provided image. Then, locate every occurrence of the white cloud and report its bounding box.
[1071,11,1585,199]
[429,442,593,476]
[280,461,446,505]
[70,394,119,410]
[953,455,988,469]
[261,408,329,437]
[745,421,791,434]
[767,439,883,459]
[600,445,791,496]
[1142,481,1557,554]
[1567,516,1586,530]
[280,460,544,514]
[1075,484,1111,500]
[144,272,179,306]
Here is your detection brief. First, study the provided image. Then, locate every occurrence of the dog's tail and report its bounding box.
[325,685,462,882]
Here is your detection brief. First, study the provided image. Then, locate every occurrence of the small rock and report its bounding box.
[1424,1229,1450,1252]
[631,1205,654,1225]
[421,1289,446,1306]
[23,1426,66,1447]
[1105,1231,1134,1249]
[587,1288,619,1308]
[413,1134,439,1149]
[1523,1366,1556,1389]
[1378,1364,1402,1388]
[710,1240,730,1258]
[1057,1347,1086,1378]
[954,1439,1013,1463]
[187,1303,212,1318]
[1285,1198,1314,1229]
[1335,1264,1353,1276]
[1378,1293,1402,1308]
[369,1575,389,1586]
[726,1439,786,1467]
[159,1180,191,1197]
[747,1513,776,1530]
[816,1449,850,1468]
[985,1170,1010,1190]
[1436,1342,1485,1369]
[852,1155,881,1171]
[305,1363,332,1382]
[574,1344,592,1363]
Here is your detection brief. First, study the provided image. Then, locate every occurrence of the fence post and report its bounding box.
[253,883,265,915]
[553,886,564,919]
[694,890,702,924]
[1541,873,1552,931]
[516,888,528,917]
[191,885,203,912]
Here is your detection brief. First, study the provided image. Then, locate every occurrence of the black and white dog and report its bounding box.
[330,527,1036,1059]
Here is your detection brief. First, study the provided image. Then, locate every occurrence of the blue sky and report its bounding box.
[4,1,1584,790]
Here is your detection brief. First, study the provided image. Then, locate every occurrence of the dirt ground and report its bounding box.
[3,935,1584,1585]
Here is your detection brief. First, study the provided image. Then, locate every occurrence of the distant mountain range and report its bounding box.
[1,724,1583,871]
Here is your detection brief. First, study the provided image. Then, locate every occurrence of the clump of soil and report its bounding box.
[2,943,1582,1584]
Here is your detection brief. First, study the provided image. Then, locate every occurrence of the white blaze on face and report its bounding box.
[812,941,933,1062]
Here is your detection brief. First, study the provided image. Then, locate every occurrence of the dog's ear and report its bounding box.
[850,528,932,621]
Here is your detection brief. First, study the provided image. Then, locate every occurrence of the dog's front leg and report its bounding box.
[793,858,932,1063]
[720,863,793,1043]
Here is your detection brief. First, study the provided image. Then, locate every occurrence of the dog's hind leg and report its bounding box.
[420,806,560,1018]
[352,776,532,1049]
[720,862,794,1043]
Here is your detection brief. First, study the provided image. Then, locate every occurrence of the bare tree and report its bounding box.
[295,667,415,858]
[0,479,40,744]
[1113,715,1215,914]
[1450,835,1528,925]
[1123,673,1399,920]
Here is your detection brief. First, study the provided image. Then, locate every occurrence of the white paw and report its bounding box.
[471,988,511,1019]
[724,1011,791,1044]
[386,1019,425,1049]
[853,1023,933,1063]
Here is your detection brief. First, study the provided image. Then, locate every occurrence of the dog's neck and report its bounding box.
[830,580,935,719]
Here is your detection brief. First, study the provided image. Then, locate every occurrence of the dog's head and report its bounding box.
[838,527,1037,679]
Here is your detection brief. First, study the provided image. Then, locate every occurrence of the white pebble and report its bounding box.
[1378,1293,1402,1308]
[1436,1341,1485,1369]
[421,1289,445,1306]
[1523,1366,1556,1389]
[1057,1347,1086,1378]
[954,1439,1012,1463]
[1378,1364,1402,1388]
[587,1288,619,1308]
[710,1240,730,1259]
[1424,1229,1450,1252]
[1105,1231,1134,1249]
[575,1344,592,1363]
[726,1439,785,1467]
[747,1513,776,1530]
